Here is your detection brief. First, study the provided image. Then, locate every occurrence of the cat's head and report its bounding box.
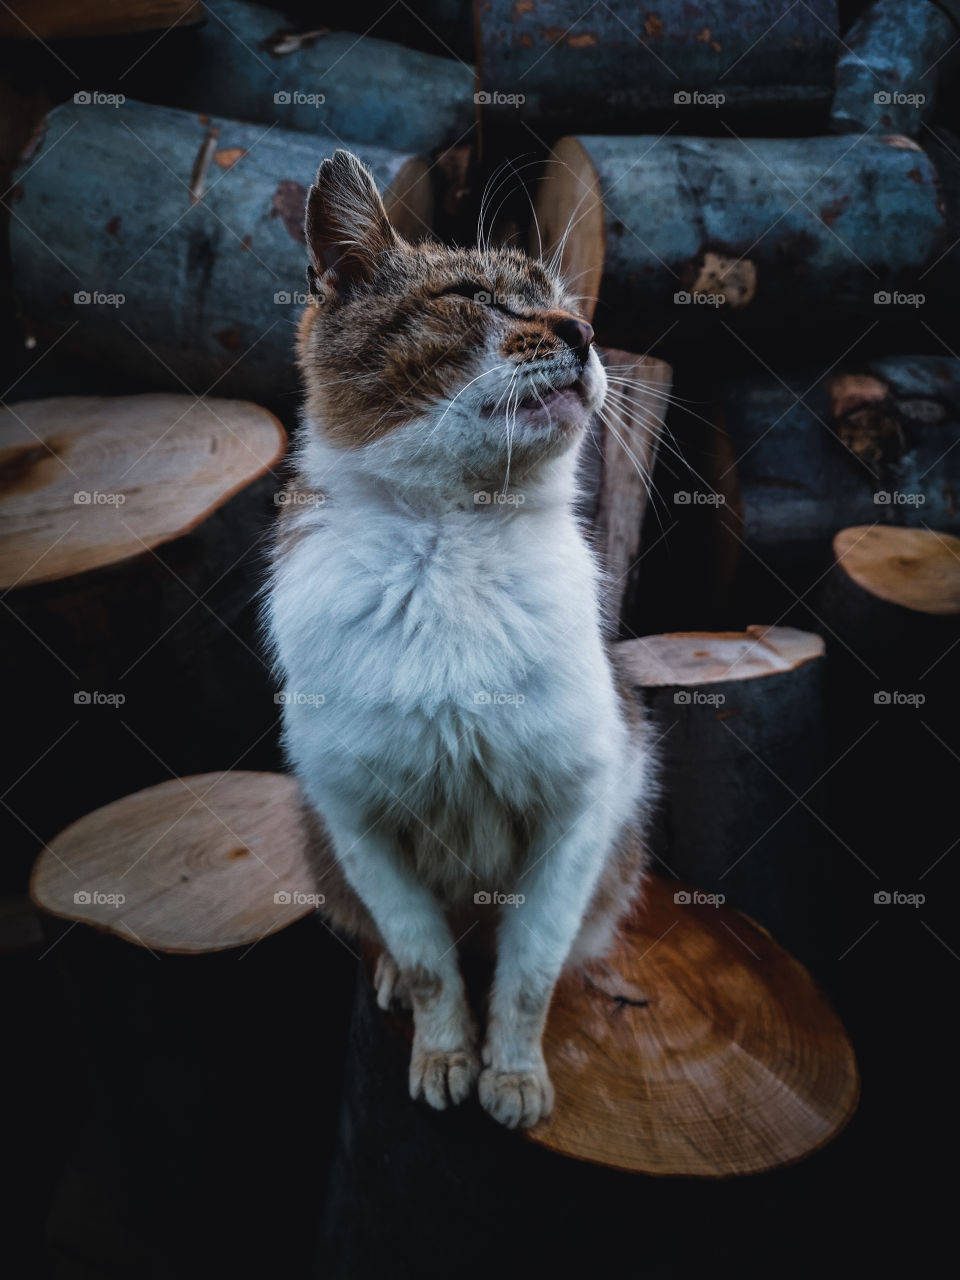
[296,150,604,497]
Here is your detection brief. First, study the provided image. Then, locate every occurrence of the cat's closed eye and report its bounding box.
[433,282,524,318]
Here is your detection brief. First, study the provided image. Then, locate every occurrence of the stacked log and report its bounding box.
[532,133,945,341]
[8,99,432,403]
[475,0,839,134]
[0,393,285,889]
[0,0,202,39]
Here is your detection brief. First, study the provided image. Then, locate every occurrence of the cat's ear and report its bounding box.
[305,150,397,299]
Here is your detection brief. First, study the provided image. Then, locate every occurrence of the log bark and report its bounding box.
[579,347,670,628]
[320,874,857,1273]
[725,355,960,596]
[617,626,829,963]
[475,0,838,134]
[132,0,476,155]
[830,0,958,137]
[8,99,433,405]
[533,134,946,342]
[0,0,202,39]
[0,393,286,892]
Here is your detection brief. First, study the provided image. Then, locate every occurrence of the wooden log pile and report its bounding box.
[6,1,959,1271]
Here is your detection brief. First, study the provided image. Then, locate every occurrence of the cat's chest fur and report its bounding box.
[270,481,619,895]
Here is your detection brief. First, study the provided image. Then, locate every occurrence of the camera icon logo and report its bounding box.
[473,290,492,304]
[274,91,292,104]
[673,291,691,304]
[874,890,891,904]
[274,691,291,705]
[874,691,891,704]
[474,491,492,504]
[674,91,691,104]
[674,890,692,904]
[674,491,691,503]
[73,491,91,504]
[474,91,491,105]
[874,490,891,504]
[274,890,292,904]
[474,891,492,904]
[874,291,891,304]
[474,691,491,705]
[274,291,291,304]
[74,691,92,704]
[673,691,691,704]
[74,91,92,105]
[874,91,891,104]
[74,291,91,305]
[73,890,92,904]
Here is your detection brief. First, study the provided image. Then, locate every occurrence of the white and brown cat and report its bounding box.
[265,151,656,1129]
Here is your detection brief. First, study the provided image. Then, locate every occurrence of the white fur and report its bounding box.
[265,343,653,1125]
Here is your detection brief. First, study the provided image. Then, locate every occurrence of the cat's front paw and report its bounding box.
[409,1044,480,1110]
[478,1060,555,1130]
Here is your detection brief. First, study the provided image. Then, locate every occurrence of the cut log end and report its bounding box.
[530,875,859,1176]
[616,624,825,687]
[835,525,960,617]
[0,395,286,590]
[384,157,435,244]
[30,772,323,953]
[532,136,603,322]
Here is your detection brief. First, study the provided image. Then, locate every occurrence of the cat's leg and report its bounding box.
[480,802,620,1129]
[331,826,479,1109]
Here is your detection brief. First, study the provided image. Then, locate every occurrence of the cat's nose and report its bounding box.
[552,314,595,360]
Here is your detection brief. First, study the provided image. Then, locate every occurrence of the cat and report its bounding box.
[265,150,657,1130]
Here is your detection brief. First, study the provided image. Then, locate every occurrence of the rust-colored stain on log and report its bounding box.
[240,235,252,252]
[819,196,850,227]
[826,373,888,419]
[512,0,534,16]
[542,26,565,40]
[0,440,63,497]
[644,14,664,37]
[715,708,738,720]
[907,167,924,185]
[270,180,307,243]
[105,215,122,236]
[215,147,247,169]
[567,32,597,47]
[216,327,245,351]
[691,252,756,309]
[227,846,250,859]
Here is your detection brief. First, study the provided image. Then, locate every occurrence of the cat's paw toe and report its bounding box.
[478,1064,555,1129]
[374,952,411,1012]
[410,1046,480,1110]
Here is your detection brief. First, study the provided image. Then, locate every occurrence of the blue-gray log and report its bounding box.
[475,0,838,129]
[830,0,958,137]
[726,356,960,581]
[533,134,946,338]
[144,0,475,155]
[8,100,432,403]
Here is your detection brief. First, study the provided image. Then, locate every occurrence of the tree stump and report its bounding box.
[532,134,945,343]
[0,393,286,891]
[9,99,433,404]
[616,626,829,964]
[321,873,857,1274]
